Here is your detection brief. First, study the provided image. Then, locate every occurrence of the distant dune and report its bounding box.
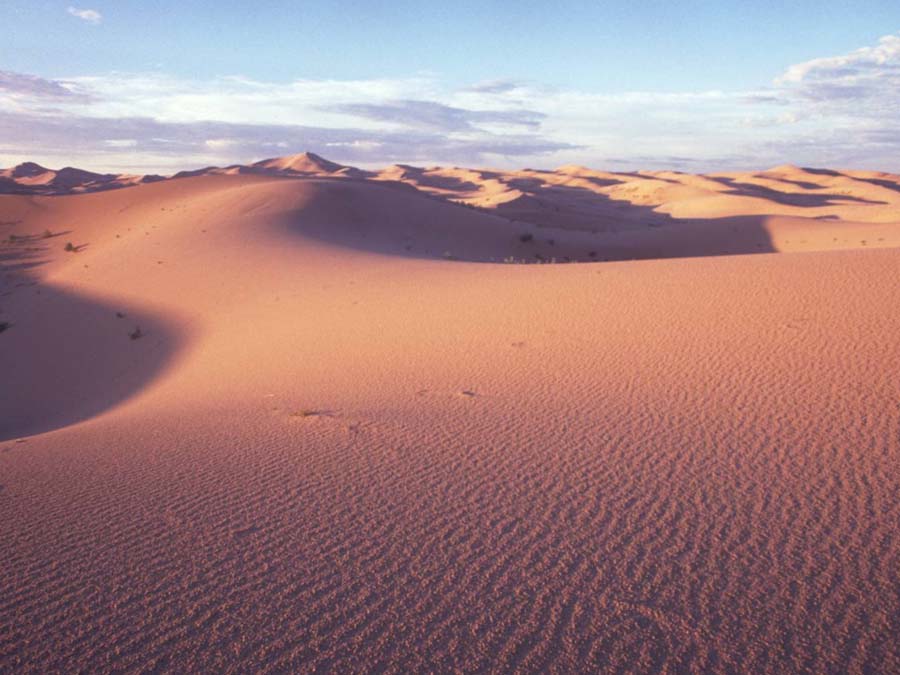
[0,161,164,195]
[1,153,898,672]
[4,152,898,260]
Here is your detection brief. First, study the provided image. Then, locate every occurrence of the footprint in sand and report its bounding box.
[289,409,336,419]
[232,525,259,539]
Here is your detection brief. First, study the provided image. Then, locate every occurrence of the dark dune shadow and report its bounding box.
[7,229,74,241]
[400,172,483,193]
[274,178,553,262]
[800,167,843,177]
[704,177,887,207]
[761,176,823,191]
[0,176,165,197]
[484,177,689,230]
[271,177,778,264]
[569,175,626,188]
[516,170,677,187]
[848,176,900,194]
[614,171,681,183]
[0,285,183,440]
[0,244,184,441]
[541,169,678,184]
[1,246,49,278]
[586,215,777,262]
[504,176,553,191]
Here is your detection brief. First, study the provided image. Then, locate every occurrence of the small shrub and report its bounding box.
[129,326,143,340]
[43,229,53,239]
[0,321,10,334]
[64,242,76,252]
[519,233,533,243]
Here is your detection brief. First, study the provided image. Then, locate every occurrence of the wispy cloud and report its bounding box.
[67,7,102,24]
[465,79,525,95]
[0,109,575,173]
[2,33,900,173]
[0,71,85,99]
[0,71,568,170]
[325,100,545,132]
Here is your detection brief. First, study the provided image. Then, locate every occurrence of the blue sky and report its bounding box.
[2,1,900,172]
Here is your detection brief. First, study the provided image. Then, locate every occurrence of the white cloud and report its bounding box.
[325,140,385,150]
[778,34,900,85]
[204,139,239,150]
[67,7,102,24]
[776,33,900,108]
[3,33,900,173]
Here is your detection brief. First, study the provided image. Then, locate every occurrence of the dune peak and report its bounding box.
[252,151,347,174]
[10,161,50,178]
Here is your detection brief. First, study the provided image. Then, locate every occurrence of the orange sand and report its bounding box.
[1,155,898,672]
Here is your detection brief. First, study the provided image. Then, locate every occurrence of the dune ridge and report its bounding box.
[1,156,898,672]
[0,161,164,195]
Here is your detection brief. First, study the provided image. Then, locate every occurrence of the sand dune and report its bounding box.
[372,162,900,230]
[1,156,899,672]
[0,162,164,195]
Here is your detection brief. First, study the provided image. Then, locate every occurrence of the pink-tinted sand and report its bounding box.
[1,156,899,672]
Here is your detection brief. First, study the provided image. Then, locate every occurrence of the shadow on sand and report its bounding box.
[703,176,888,207]
[0,239,184,441]
[272,177,779,264]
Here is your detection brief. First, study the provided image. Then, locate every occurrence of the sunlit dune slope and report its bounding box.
[1,168,899,673]
[374,162,900,232]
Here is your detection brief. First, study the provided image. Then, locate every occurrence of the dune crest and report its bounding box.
[0,162,164,195]
[252,151,348,174]
[6,150,900,232]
